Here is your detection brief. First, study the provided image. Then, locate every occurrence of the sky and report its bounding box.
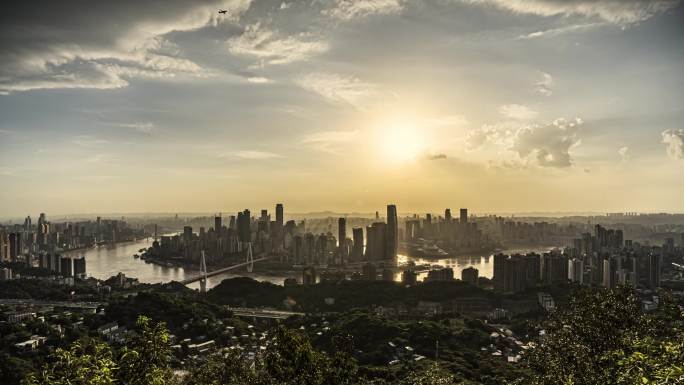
[1,0,683,217]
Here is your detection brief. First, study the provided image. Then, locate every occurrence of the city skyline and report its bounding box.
[1,0,683,216]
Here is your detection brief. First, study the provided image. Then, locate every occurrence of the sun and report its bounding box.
[379,122,427,163]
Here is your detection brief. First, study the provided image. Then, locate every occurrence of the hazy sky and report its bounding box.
[1,0,683,217]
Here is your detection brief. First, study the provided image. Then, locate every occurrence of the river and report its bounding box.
[64,238,549,290]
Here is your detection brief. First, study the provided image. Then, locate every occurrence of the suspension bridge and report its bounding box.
[179,242,276,291]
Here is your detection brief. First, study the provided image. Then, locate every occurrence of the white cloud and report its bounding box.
[228,23,328,65]
[618,146,630,161]
[499,104,539,120]
[72,136,109,146]
[115,122,156,134]
[295,72,378,107]
[535,72,554,96]
[662,128,684,160]
[302,130,359,152]
[231,150,282,160]
[467,118,583,168]
[280,2,291,10]
[466,0,680,24]
[324,0,404,20]
[247,76,272,84]
[517,22,604,39]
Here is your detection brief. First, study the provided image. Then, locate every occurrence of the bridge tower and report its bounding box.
[199,250,208,293]
[245,242,254,273]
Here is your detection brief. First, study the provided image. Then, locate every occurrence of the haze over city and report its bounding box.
[1,0,683,217]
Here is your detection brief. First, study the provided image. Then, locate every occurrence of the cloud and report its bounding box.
[302,130,359,152]
[428,153,448,160]
[467,118,583,167]
[517,22,604,39]
[0,0,251,93]
[72,136,109,146]
[535,72,554,96]
[465,0,680,24]
[499,104,539,120]
[295,72,378,108]
[247,76,272,84]
[114,122,155,134]
[231,150,282,160]
[512,118,583,167]
[227,23,328,65]
[662,128,684,160]
[324,0,404,20]
[280,2,292,10]
[618,146,630,161]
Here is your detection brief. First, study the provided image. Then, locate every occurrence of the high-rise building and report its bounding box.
[352,228,364,260]
[445,209,452,221]
[460,208,468,224]
[493,253,507,292]
[362,263,376,281]
[568,258,584,284]
[386,205,398,259]
[9,233,21,261]
[275,204,284,228]
[461,267,479,286]
[338,218,346,248]
[426,267,454,281]
[214,215,222,234]
[648,253,662,289]
[542,253,568,284]
[60,257,73,277]
[73,257,86,278]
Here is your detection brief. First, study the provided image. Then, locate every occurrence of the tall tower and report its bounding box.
[214,214,222,235]
[460,208,468,224]
[275,204,284,228]
[338,217,347,263]
[199,250,208,294]
[386,205,398,259]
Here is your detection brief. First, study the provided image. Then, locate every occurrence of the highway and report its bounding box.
[0,298,102,309]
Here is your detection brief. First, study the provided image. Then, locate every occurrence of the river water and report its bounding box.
[64,238,546,290]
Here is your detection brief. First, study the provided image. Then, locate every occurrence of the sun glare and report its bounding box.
[380,122,427,163]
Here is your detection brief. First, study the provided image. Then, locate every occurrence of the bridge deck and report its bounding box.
[180,256,273,285]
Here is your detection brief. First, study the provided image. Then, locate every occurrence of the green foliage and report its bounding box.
[22,316,174,385]
[520,287,684,385]
[183,349,257,385]
[21,339,117,385]
[401,363,458,385]
[117,316,173,385]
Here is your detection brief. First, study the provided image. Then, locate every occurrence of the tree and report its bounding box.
[182,349,257,385]
[117,316,173,385]
[21,339,116,385]
[519,286,684,385]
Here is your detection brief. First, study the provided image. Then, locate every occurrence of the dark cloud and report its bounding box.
[0,0,249,93]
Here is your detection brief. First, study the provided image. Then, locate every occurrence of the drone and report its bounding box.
[218,9,228,14]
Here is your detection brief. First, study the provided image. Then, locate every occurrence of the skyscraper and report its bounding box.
[338,218,346,247]
[461,267,479,286]
[214,215,222,234]
[386,204,398,259]
[352,228,364,260]
[460,208,468,224]
[275,204,284,228]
